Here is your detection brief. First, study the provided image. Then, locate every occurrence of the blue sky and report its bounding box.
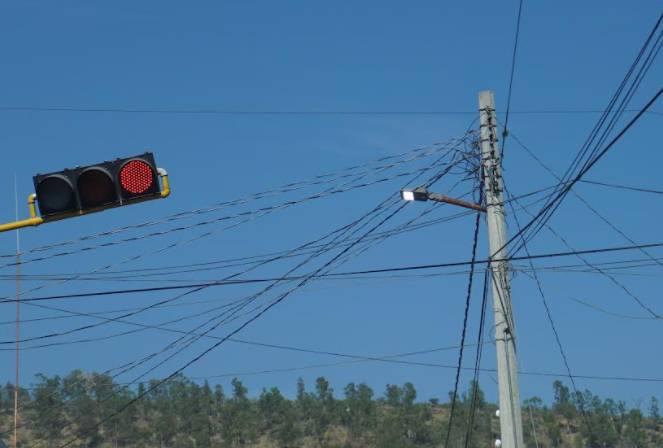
[0,0,662,409]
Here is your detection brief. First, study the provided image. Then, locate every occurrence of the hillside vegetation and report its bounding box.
[0,371,661,447]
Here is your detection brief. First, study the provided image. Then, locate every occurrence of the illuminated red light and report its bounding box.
[120,160,154,194]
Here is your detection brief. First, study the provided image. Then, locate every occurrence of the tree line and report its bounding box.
[0,370,661,447]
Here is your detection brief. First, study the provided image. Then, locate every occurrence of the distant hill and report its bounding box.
[0,370,661,447]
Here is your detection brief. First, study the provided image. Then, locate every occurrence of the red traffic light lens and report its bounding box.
[120,160,154,195]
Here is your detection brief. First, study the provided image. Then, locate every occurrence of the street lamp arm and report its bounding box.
[427,192,486,213]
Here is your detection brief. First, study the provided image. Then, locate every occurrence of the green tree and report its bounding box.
[311,376,335,444]
[623,409,646,447]
[32,374,64,448]
[650,397,660,427]
[343,382,376,440]
[576,389,619,448]
[222,378,256,446]
[62,370,102,447]
[149,379,177,447]
[377,383,432,447]
[258,387,299,446]
[543,410,563,447]
[553,380,576,420]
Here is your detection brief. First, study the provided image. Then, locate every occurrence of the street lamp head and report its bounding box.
[401,190,416,201]
[400,186,429,202]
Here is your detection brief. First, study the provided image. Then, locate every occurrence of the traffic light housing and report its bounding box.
[33,152,166,220]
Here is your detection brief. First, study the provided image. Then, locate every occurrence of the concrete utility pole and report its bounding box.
[478,90,524,448]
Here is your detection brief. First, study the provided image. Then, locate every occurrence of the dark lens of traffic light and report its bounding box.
[119,160,155,195]
[78,168,117,208]
[37,175,76,215]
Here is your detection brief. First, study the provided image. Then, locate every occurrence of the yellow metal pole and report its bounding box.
[0,194,43,233]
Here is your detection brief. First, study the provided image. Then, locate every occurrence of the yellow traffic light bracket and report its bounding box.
[0,169,170,234]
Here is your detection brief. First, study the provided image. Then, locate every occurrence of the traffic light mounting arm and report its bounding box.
[158,168,170,198]
[0,168,171,234]
[0,194,45,233]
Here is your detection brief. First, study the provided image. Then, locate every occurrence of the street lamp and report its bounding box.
[400,186,485,212]
[400,186,429,202]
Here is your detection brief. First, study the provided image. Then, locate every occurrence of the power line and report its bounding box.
[7,190,405,347]
[0,138,466,261]
[503,182,595,435]
[6,239,663,305]
[0,164,447,271]
[24,156,455,442]
[464,269,490,448]
[501,0,525,160]
[505,87,662,257]
[15,167,453,438]
[50,185,417,448]
[59,146,467,439]
[15,191,409,436]
[511,13,663,253]
[502,12,662,255]
[0,182,561,283]
[8,257,663,349]
[104,151,461,383]
[569,297,659,321]
[0,104,660,116]
[507,130,663,318]
[115,150,466,381]
[0,206,476,283]
[445,184,482,447]
[19,156,465,440]
[0,150,467,344]
[579,179,663,195]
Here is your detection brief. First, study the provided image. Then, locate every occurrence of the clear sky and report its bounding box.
[0,0,661,410]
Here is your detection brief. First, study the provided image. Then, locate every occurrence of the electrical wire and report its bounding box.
[45,147,470,448]
[48,198,415,448]
[0,138,466,261]
[22,154,458,443]
[0,182,560,284]
[507,87,662,257]
[7,238,663,306]
[464,269,490,448]
[110,154,461,383]
[444,183,482,447]
[0,163,449,271]
[4,190,404,347]
[503,182,595,437]
[569,297,660,321]
[14,188,407,435]
[504,13,662,255]
[579,179,663,195]
[508,130,663,319]
[501,0,525,160]
[0,144,469,345]
[0,144,471,372]
[0,205,476,283]
[1,105,660,116]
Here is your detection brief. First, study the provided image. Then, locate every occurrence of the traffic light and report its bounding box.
[33,152,167,220]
